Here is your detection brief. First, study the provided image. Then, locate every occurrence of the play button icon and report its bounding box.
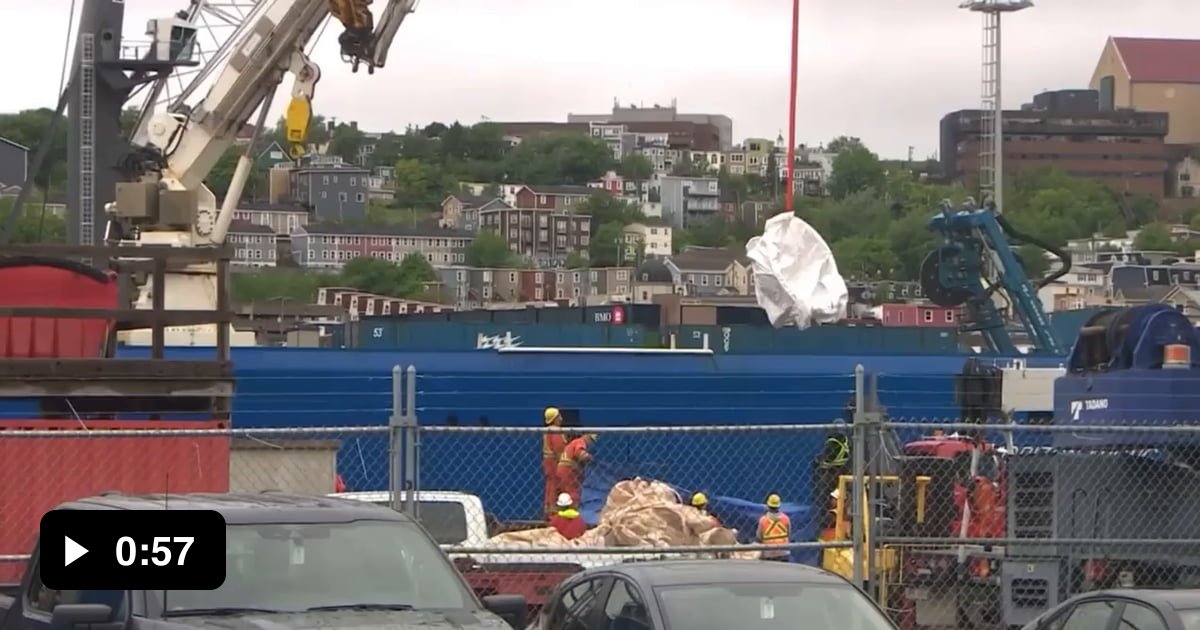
[64,536,88,567]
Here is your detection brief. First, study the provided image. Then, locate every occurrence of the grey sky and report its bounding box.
[0,0,1197,159]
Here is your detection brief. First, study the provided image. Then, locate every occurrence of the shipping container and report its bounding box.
[346,321,661,351]
[536,306,584,325]
[715,305,770,327]
[400,311,452,322]
[606,325,650,347]
[625,303,661,328]
[448,309,493,323]
[583,305,633,325]
[491,308,538,324]
[668,325,959,355]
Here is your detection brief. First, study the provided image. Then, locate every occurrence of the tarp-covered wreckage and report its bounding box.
[485,464,819,565]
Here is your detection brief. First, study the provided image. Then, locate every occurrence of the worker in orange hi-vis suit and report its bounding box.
[556,433,597,506]
[541,407,568,518]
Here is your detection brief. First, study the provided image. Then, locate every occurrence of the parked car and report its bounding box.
[0,493,528,630]
[1020,589,1200,630]
[528,559,896,630]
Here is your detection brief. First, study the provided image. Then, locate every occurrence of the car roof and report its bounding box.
[56,492,412,525]
[1079,589,1200,611]
[586,560,850,588]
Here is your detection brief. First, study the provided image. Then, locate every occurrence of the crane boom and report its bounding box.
[108,0,421,347]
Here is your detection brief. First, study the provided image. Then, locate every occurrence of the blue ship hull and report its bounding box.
[105,346,1063,520]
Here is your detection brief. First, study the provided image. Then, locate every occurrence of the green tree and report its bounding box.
[578,193,643,226]
[361,203,431,227]
[687,217,735,248]
[826,136,866,153]
[589,221,626,266]
[327,123,366,164]
[230,268,328,303]
[828,147,885,200]
[564,252,589,269]
[205,145,268,201]
[0,108,69,189]
[1017,244,1050,279]
[1134,223,1175,251]
[0,197,66,243]
[465,231,522,267]
[120,107,140,139]
[340,254,434,297]
[831,236,899,280]
[504,134,613,185]
[618,153,653,198]
[392,158,448,208]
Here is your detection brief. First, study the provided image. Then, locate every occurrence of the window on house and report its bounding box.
[945,311,954,323]
[323,175,330,185]
[350,177,357,186]
[339,192,348,202]
[923,310,934,323]
[321,191,327,199]
[356,193,365,202]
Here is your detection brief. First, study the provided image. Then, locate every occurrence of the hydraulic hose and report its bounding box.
[995,213,1072,289]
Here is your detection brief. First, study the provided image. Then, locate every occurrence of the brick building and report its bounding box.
[940,90,1169,197]
[479,185,594,267]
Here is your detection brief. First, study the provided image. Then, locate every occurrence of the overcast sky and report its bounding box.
[1,0,1197,159]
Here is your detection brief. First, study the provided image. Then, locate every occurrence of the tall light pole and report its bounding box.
[959,0,1032,213]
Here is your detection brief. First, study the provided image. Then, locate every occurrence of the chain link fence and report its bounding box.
[6,362,1200,628]
[849,413,1200,629]
[0,425,391,583]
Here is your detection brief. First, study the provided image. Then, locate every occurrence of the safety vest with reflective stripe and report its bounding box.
[758,512,791,544]
[543,432,567,462]
[558,438,592,470]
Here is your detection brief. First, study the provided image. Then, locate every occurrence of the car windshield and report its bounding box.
[655,582,894,630]
[163,520,476,614]
[1180,608,1200,630]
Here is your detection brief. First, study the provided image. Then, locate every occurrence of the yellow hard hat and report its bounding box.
[691,492,708,507]
[544,407,560,424]
[766,494,782,509]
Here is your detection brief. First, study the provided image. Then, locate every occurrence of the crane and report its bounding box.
[106,0,420,346]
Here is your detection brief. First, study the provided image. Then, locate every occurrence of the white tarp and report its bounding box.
[746,213,848,329]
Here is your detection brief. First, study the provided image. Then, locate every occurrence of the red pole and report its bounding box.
[784,0,800,213]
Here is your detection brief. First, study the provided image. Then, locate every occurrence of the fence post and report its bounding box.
[404,365,418,519]
[851,365,867,589]
[389,365,405,513]
[863,370,885,602]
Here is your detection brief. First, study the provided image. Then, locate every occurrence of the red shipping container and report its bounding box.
[0,420,231,582]
[0,258,118,359]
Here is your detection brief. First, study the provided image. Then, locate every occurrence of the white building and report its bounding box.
[623,222,673,260]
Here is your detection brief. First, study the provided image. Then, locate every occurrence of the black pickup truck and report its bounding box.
[0,492,526,630]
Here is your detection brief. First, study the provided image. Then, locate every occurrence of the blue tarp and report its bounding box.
[579,462,820,566]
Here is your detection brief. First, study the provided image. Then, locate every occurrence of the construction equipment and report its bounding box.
[920,198,1069,356]
[915,198,1200,627]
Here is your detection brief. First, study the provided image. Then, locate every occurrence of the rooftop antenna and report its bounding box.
[959,0,1033,214]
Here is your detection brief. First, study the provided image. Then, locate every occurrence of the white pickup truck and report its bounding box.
[329,490,702,567]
